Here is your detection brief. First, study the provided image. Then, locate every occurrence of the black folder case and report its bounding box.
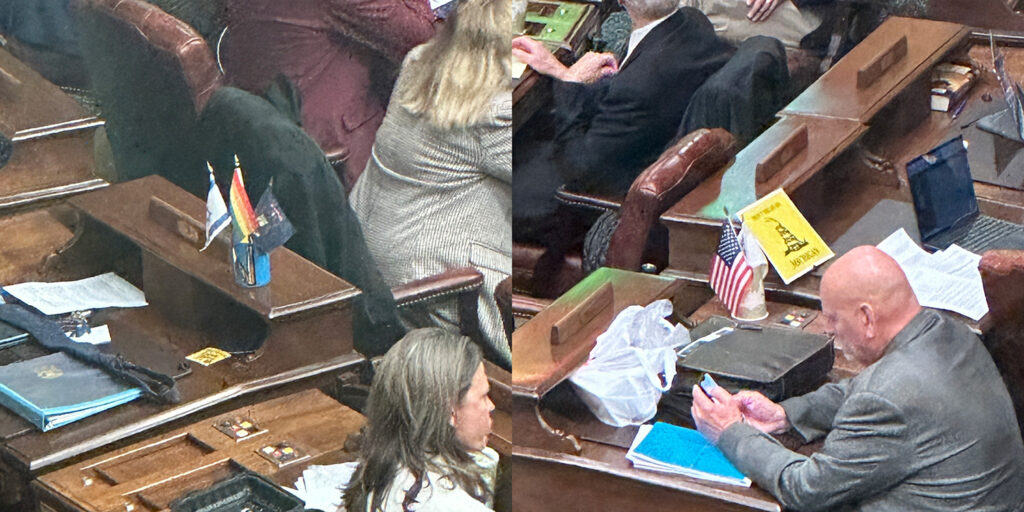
[676,316,834,402]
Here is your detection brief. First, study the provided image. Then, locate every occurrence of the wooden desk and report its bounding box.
[873,33,1024,214]
[660,115,865,295]
[496,268,878,511]
[498,269,788,511]
[782,17,968,122]
[0,176,362,509]
[512,267,682,398]
[661,20,1024,300]
[33,389,362,512]
[0,47,105,210]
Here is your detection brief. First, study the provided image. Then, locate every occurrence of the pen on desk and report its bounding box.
[246,243,256,286]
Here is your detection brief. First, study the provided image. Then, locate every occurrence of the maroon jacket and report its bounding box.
[223,0,435,190]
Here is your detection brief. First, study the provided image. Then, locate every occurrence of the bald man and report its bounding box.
[692,246,1024,511]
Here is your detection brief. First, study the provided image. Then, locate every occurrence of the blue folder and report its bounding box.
[0,352,142,431]
[627,421,751,486]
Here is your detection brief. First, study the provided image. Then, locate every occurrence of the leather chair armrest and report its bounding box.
[555,186,625,213]
[392,266,484,341]
[392,266,483,307]
[605,128,735,270]
[511,294,552,319]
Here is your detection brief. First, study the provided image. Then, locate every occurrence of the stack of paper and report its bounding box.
[877,229,988,321]
[626,422,751,487]
[2,272,147,316]
[286,462,359,511]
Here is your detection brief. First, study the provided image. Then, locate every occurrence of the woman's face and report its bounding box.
[452,363,494,452]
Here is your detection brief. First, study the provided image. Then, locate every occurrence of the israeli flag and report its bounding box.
[202,162,231,251]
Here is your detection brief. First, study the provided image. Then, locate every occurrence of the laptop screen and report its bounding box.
[906,136,979,242]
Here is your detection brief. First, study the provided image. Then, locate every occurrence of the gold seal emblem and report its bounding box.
[35,365,63,379]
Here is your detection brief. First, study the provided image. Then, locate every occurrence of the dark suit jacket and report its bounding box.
[224,0,435,190]
[553,7,731,195]
[719,310,1024,511]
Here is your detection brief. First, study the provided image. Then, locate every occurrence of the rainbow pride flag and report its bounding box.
[229,156,258,240]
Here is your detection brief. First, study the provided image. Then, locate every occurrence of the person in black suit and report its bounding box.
[512,0,731,251]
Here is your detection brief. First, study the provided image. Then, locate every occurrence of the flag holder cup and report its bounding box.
[733,264,768,321]
[232,227,270,288]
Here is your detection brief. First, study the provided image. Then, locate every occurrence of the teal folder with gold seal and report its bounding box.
[0,352,142,431]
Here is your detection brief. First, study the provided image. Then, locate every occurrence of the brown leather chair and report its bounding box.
[979,249,1024,436]
[512,128,736,317]
[73,0,223,197]
[603,128,736,270]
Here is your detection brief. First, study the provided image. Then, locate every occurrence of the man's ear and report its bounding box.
[450,408,458,428]
[860,303,876,338]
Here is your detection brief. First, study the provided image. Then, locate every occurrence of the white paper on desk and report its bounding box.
[69,324,111,345]
[877,229,989,321]
[3,272,147,316]
[511,58,528,80]
[877,228,931,268]
[291,462,359,511]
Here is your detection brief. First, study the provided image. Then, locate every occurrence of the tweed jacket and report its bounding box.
[350,47,512,366]
[719,309,1024,511]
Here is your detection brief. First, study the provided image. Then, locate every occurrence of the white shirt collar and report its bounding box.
[623,12,672,64]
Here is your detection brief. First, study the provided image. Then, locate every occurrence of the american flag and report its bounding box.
[710,220,754,316]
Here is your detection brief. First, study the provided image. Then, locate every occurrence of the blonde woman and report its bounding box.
[350,0,515,367]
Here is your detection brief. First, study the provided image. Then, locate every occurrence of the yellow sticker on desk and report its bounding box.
[186,347,231,366]
[737,188,834,284]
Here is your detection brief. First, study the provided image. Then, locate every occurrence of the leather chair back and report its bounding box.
[73,0,221,196]
[606,128,735,270]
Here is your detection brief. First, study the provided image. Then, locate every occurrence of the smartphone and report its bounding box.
[698,373,719,400]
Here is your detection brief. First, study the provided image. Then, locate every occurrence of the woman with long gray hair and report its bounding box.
[350,0,516,368]
[343,328,497,511]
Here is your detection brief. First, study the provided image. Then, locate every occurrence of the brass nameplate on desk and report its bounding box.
[148,197,204,248]
[857,35,908,89]
[550,282,613,346]
[756,125,808,183]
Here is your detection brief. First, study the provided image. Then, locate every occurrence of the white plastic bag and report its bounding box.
[569,300,690,427]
